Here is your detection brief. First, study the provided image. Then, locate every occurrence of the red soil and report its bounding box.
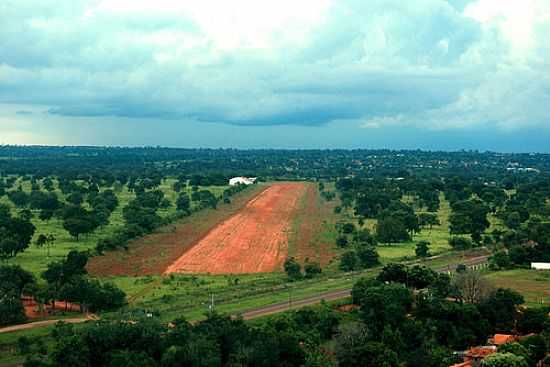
[87,186,265,276]
[22,297,82,319]
[165,182,308,274]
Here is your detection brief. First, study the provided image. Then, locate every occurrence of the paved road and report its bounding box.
[239,254,489,320]
[0,255,489,333]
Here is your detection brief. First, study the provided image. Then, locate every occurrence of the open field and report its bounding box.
[485,269,550,307]
[87,184,265,276]
[165,182,307,274]
[287,182,339,266]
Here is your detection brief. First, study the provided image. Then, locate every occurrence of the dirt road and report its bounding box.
[0,317,92,334]
[165,182,308,274]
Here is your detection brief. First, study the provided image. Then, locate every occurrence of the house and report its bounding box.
[229,177,257,186]
[489,334,518,345]
[531,262,550,270]
[451,346,497,367]
[450,362,472,367]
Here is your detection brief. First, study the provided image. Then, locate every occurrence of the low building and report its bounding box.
[229,177,257,186]
[489,334,518,345]
[531,262,550,270]
[452,346,497,367]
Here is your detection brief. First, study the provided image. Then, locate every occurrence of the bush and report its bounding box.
[340,251,359,272]
[415,241,430,258]
[489,251,512,270]
[304,262,322,279]
[357,246,380,268]
[341,223,356,234]
[284,257,302,281]
[336,236,349,248]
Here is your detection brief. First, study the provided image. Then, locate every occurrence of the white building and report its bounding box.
[531,262,550,270]
[229,177,257,186]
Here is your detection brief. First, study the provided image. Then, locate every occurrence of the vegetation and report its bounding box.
[1,147,549,366]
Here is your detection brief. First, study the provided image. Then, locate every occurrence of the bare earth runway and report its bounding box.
[165,182,307,274]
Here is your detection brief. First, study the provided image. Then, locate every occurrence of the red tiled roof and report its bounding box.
[449,362,472,367]
[466,346,497,358]
[491,334,517,345]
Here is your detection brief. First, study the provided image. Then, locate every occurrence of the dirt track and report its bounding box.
[165,182,308,274]
[87,185,265,276]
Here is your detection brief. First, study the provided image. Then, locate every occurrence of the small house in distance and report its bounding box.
[229,177,257,186]
[531,262,550,270]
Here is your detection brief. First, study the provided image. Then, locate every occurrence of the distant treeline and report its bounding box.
[1,146,549,179]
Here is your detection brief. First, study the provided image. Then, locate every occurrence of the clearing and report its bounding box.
[165,182,308,274]
[485,269,550,307]
[87,185,265,276]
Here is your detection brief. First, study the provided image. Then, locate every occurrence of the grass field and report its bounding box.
[337,192,503,263]
[485,269,550,307]
[0,178,230,275]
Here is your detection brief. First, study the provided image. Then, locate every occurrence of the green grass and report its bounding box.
[106,269,373,322]
[1,178,230,276]
[338,193,501,263]
[484,269,550,307]
[107,245,484,323]
[0,325,55,366]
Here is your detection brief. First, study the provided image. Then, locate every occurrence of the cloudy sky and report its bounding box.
[1,0,549,151]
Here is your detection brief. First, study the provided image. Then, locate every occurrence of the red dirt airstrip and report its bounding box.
[165,182,308,274]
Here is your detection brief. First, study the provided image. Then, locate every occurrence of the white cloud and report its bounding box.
[0,0,549,133]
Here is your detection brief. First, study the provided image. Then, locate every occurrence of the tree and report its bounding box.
[453,271,494,304]
[489,251,512,270]
[357,246,380,268]
[418,213,440,229]
[176,193,191,213]
[284,257,302,281]
[377,263,408,284]
[304,262,322,279]
[358,283,413,334]
[108,350,156,367]
[341,223,355,234]
[479,288,524,333]
[0,265,34,326]
[7,189,29,208]
[505,212,522,230]
[517,307,549,334]
[35,234,55,257]
[336,235,349,248]
[351,277,382,304]
[339,251,359,272]
[415,241,430,258]
[376,217,410,244]
[498,343,532,366]
[407,265,436,289]
[62,206,99,241]
[0,204,36,260]
[450,199,490,238]
[0,290,26,326]
[448,237,473,250]
[122,201,162,233]
[480,353,528,367]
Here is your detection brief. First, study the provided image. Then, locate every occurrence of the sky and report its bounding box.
[1,0,549,151]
